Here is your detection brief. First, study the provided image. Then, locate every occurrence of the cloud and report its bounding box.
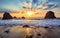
[0,0,60,12]
[18,0,32,8]
[32,0,48,8]
[51,8,60,13]
[31,0,60,10]
[46,0,60,10]
[42,2,56,10]
[44,2,60,10]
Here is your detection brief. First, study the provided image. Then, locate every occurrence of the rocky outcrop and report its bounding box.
[2,12,13,20]
[45,11,56,19]
[13,16,17,19]
[21,16,25,19]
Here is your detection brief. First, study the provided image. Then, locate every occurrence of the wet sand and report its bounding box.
[0,26,60,38]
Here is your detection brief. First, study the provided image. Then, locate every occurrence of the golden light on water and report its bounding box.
[26,28,33,35]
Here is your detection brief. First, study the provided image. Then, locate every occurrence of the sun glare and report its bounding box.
[27,11,33,16]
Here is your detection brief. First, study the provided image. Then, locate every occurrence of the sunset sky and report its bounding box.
[0,0,60,18]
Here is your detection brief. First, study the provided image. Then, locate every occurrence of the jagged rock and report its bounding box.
[2,12,13,20]
[45,11,56,19]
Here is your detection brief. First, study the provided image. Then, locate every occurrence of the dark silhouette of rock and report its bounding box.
[44,26,49,28]
[2,12,13,20]
[37,33,41,36]
[13,16,17,19]
[23,25,30,28]
[21,16,25,19]
[45,11,56,19]
[4,30,10,34]
[26,35,33,38]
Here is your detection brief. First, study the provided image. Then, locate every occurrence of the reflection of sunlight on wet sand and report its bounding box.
[0,26,60,38]
[26,28,32,35]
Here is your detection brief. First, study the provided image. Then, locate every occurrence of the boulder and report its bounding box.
[45,11,56,19]
[23,25,30,28]
[13,16,17,19]
[2,12,13,20]
[21,16,25,19]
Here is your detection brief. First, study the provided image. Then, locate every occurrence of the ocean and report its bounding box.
[0,19,60,27]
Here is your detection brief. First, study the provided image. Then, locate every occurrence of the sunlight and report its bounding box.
[27,11,33,16]
[26,28,32,35]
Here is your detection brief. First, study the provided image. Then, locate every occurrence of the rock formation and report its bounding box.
[21,16,25,19]
[13,16,17,19]
[2,12,13,20]
[45,11,56,19]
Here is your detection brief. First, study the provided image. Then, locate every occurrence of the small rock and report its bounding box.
[37,33,41,36]
[26,35,33,38]
[23,25,30,28]
[44,26,49,28]
[21,16,25,19]
[4,30,10,33]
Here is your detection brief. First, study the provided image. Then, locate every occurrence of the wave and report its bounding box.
[0,19,60,27]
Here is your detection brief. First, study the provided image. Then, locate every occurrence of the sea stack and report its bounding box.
[2,12,13,20]
[45,11,56,19]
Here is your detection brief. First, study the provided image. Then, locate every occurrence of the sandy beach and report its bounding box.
[0,26,60,38]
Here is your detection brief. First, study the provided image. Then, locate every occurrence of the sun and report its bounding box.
[27,11,33,16]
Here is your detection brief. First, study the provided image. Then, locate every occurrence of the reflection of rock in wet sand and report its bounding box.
[0,26,60,38]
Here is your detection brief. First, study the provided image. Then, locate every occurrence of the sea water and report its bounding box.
[0,19,60,27]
